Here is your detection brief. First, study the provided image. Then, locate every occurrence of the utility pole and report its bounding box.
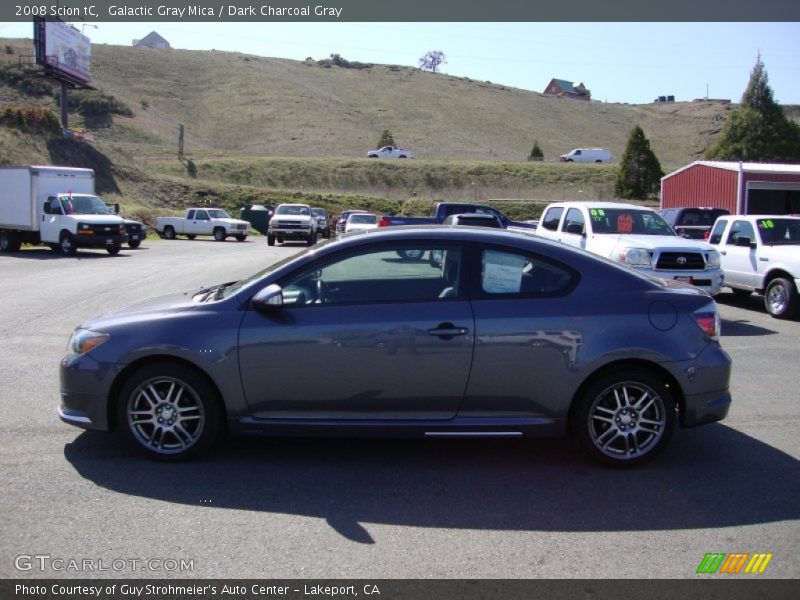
[178,124,184,159]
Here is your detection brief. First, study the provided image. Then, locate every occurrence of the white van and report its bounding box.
[559,148,612,163]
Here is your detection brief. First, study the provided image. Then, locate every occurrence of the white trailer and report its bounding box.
[0,166,127,256]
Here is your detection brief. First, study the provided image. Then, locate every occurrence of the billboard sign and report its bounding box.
[34,20,91,84]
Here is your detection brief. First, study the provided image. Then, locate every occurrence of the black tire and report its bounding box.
[571,368,676,467]
[117,362,222,461]
[396,249,424,261]
[267,235,275,246]
[323,227,331,239]
[368,154,378,158]
[235,235,247,242]
[213,228,227,242]
[186,234,196,240]
[128,239,142,249]
[106,244,121,255]
[306,231,317,246]
[764,277,798,319]
[0,231,21,252]
[163,226,176,240]
[398,155,407,159]
[59,231,77,256]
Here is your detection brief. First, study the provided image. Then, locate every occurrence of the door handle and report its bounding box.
[759,257,768,262]
[720,251,727,255]
[428,323,468,337]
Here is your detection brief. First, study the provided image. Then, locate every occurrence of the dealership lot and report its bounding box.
[0,239,798,578]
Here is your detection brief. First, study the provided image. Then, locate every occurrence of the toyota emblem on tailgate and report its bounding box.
[676,256,687,265]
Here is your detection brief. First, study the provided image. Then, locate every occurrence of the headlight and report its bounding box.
[616,247,651,266]
[706,250,721,268]
[67,329,109,356]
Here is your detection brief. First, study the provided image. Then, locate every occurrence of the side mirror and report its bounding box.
[565,222,585,235]
[251,284,284,310]
[735,236,754,248]
[112,203,120,215]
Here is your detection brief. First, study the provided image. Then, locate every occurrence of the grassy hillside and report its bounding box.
[1,37,739,170]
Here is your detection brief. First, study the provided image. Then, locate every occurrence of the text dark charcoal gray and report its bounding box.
[3,0,800,22]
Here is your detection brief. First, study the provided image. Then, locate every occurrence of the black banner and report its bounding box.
[2,580,799,600]
[3,0,800,22]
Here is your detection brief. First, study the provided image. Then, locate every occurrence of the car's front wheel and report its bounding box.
[117,362,221,461]
[765,277,798,319]
[213,228,227,242]
[572,369,676,467]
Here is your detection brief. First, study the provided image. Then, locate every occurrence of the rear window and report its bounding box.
[677,208,729,226]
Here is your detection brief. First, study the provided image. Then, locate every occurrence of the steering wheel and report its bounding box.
[316,278,332,303]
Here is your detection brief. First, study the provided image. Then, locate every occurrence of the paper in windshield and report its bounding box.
[482,250,525,293]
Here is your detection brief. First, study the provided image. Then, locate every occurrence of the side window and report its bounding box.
[708,220,726,245]
[574,150,582,156]
[280,245,462,306]
[562,208,585,234]
[46,196,61,215]
[186,210,195,220]
[195,210,209,221]
[479,248,577,298]
[541,207,563,231]
[726,220,756,246]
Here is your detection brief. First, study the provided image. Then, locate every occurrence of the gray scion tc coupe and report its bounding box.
[59,227,731,466]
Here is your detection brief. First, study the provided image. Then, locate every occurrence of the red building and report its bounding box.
[543,79,591,101]
[661,161,800,215]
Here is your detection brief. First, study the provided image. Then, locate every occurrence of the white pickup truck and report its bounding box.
[536,201,724,295]
[366,145,414,159]
[156,208,250,242]
[707,215,800,318]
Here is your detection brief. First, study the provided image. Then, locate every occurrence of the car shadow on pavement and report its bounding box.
[64,424,800,543]
[721,319,778,337]
[8,248,132,260]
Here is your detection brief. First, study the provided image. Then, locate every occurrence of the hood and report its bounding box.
[592,233,713,255]
[274,215,313,223]
[81,290,200,330]
[215,218,249,226]
[71,214,125,224]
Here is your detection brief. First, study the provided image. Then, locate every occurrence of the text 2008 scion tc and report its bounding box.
[59,227,731,466]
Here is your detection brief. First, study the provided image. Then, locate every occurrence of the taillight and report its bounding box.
[692,304,720,341]
[379,217,390,227]
[703,230,710,240]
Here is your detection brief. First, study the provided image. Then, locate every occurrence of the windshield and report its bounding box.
[207,209,231,219]
[220,240,334,299]
[349,214,377,224]
[311,208,325,217]
[757,218,800,245]
[275,205,310,216]
[588,208,674,235]
[59,195,112,215]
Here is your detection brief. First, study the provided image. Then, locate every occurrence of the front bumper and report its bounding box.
[270,227,313,239]
[59,354,121,432]
[637,267,724,295]
[75,232,127,248]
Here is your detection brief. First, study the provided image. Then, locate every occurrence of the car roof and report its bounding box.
[546,201,655,211]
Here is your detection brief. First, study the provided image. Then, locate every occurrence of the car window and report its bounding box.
[562,208,585,233]
[541,207,563,231]
[726,220,756,246]
[281,245,463,306]
[588,208,672,235]
[708,219,727,245]
[756,218,800,245]
[477,247,577,298]
[195,210,209,221]
[677,208,728,226]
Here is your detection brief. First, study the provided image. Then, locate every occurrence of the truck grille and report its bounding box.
[275,221,306,229]
[656,252,705,270]
[235,223,248,230]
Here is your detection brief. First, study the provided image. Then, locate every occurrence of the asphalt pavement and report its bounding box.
[0,238,798,579]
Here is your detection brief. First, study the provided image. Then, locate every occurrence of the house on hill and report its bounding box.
[132,32,171,49]
[543,79,591,101]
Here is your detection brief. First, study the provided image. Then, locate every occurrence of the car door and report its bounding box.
[461,244,581,418]
[238,241,475,420]
[559,207,587,249]
[721,219,758,289]
[39,195,64,243]
[188,209,210,235]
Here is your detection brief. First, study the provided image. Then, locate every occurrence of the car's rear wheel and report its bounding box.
[396,249,424,260]
[765,277,798,319]
[572,369,675,467]
[0,230,21,252]
[163,226,176,240]
[117,362,221,461]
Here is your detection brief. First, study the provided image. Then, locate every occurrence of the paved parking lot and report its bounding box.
[0,238,798,578]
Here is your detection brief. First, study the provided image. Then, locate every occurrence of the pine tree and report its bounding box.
[377,129,395,148]
[615,126,664,199]
[706,55,800,162]
[528,141,543,161]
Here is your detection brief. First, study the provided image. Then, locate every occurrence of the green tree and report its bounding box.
[615,126,664,199]
[528,140,543,161]
[377,129,395,148]
[706,55,800,162]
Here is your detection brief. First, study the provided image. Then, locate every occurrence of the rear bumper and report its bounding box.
[681,390,731,428]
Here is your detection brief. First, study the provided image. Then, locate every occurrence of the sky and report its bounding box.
[1,21,799,105]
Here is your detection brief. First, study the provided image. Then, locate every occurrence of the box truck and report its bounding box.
[0,166,127,256]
